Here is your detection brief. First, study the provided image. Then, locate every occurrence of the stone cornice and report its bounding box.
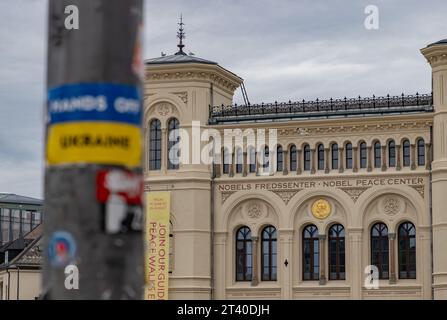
[421,44,447,68]
[211,117,433,138]
[145,63,243,94]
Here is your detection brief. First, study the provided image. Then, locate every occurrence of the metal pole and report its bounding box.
[43,0,144,299]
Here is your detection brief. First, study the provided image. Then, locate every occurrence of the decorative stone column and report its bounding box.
[388,233,396,284]
[338,147,344,173]
[421,39,447,299]
[310,149,316,174]
[242,151,248,177]
[367,146,373,172]
[251,236,259,286]
[297,149,302,175]
[425,143,432,170]
[318,235,326,285]
[396,144,402,171]
[283,150,289,175]
[410,143,417,170]
[353,146,358,172]
[229,149,234,177]
[381,145,387,171]
[161,128,168,173]
[324,148,330,173]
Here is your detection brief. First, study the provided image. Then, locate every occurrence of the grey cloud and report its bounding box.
[0,0,446,198]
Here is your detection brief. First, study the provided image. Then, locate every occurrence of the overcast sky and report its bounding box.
[0,0,445,199]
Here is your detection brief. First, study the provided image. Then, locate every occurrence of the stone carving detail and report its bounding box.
[172,91,188,104]
[146,71,239,91]
[409,185,425,198]
[341,187,369,202]
[247,203,262,219]
[221,191,236,204]
[272,190,301,205]
[277,121,432,137]
[157,103,172,116]
[383,197,401,215]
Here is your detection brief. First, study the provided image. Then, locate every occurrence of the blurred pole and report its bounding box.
[43,0,144,299]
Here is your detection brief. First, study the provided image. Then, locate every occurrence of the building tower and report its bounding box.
[144,18,242,299]
[421,39,447,299]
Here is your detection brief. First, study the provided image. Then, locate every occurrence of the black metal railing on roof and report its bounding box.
[209,93,433,124]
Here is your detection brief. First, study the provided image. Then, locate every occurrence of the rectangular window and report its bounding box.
[1,209,10,244]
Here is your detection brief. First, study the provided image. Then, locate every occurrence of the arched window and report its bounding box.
[236,227,252,281]
[261,226,277,281]
[276,145,283,172]
[303,144,311,171]
[222,148,230,174]
[345,143,353,169]
[417,139,425,166]
[317,144,325,170]
[290,145,297,171]
[248,146,256,173]
[263,146,270,171]
[360,142,367,169]
[388,140,396,167]
[374,142,381,168]
[331,143,338,170]
[402,139,411,167]
[328,224,345,280]
[236,147,243,174]
[398,222,416,279]
[149,119,161,170]
[303,225,319,281]
[167,118,180,170]
[371,223,389,279]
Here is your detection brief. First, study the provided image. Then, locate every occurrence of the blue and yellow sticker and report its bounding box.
[46,83,142,167]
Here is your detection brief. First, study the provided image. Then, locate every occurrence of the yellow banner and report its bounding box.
[46,122,141,167]
[145,191,170,300]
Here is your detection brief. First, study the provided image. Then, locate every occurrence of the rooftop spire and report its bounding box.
[176,14,186,55]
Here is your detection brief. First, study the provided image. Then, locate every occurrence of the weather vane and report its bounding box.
[176,14,186,55]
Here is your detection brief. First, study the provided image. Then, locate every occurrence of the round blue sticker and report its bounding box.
[48,231,77,267]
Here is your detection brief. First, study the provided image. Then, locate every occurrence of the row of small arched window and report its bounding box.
[236,222,416,282]
[223,139,427,174]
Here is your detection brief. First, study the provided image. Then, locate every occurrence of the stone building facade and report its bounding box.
[144,38,447,299]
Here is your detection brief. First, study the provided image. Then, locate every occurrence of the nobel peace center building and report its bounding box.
[144,37,447,300]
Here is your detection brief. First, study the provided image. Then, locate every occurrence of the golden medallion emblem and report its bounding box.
[311,199,331,219]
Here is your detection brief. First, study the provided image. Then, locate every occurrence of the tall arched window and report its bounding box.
[290,145,297,171]
[167,118,180,170]
[402,139,411,167]
[398,222,416,279]
[331,143,339,170]
[388,140,396,167]
[261,226,277,281]
[236,226,252,281]
[371,223,389,279]
[276,145,283,172]
[328,224,345,280]
[303,224,319,281]
[222,148,230,174]
[249,146,256,173]
[345,143,353,169]
[149,119,161,170]
[236,147,243,174]
[374,142,381,168]
[360,142,367,169]
[263,146,270,172]
[317,144,325,170]
[417,138,425,166]
[303,144,311,171]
